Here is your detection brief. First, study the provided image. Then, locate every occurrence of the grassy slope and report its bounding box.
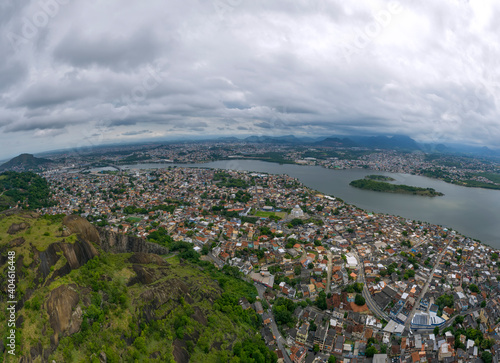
[0,213,80,362]
[0,214,271,363]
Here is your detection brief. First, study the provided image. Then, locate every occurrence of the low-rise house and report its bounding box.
[334,336,345,355]
[314,324,329,351]
[295,322,309,345]
[290,345,306,363]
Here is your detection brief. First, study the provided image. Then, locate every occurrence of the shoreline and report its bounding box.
[134,157,500,192]
[86,161,494,248]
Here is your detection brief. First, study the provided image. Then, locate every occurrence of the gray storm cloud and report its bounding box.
[0,0,499,158]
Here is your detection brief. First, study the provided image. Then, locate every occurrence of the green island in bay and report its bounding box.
[364,174,396,181]
[349,178,444,197]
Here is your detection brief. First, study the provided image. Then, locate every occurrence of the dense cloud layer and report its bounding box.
[1,0,499,158]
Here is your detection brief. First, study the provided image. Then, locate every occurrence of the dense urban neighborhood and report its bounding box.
[20,138,500,190]
[31,158,500,363]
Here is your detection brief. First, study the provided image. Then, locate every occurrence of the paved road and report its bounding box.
[255,283,293,363]
[206,252,224,268]
[354,252,390,321]
[362,282,390,321]
[326,251,333,294]
[405,239,453,330]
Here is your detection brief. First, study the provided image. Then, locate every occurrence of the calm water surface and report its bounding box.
[116,160,500,247]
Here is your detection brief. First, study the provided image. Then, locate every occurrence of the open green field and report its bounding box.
[0,214,77,256]
[254,211,287,219]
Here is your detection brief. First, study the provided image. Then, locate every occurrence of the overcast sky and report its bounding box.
[1,0,499,159]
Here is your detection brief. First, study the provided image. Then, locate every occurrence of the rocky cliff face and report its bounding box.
[0,212,186,361]
[98,228,169,255]
[1,211,263,363]
[45,284,84,346]
[62,215,169,255]
[63,215,168,255]
[63,215,100,244]
[36,236,99,281]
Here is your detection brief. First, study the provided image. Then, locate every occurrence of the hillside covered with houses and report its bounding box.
[38,166,500,363]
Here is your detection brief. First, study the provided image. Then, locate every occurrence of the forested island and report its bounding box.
[349,178,444,197]
[364,174,395,181]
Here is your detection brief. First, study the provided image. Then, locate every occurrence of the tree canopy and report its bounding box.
[355,294,365,306]
[0,171,54,211]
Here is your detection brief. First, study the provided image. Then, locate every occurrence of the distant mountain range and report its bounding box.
[219,134,499,158]
[315,135,421,150]
[0,153,53,172]
[349,135,421,150]
[228,134,423,150]
[5,134,499,166]
[419,143,500,158]
[316,137,358,148]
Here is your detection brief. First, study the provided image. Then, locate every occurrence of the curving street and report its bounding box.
[326,251,333,294]
[255,283,293,363]
[354,251,390,321]
[404,238,453,331]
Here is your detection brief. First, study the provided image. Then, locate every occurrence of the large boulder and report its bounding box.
[36,238,99,279]
[59,237,99,270]
[45,284,83,345]
[7,222,30,235]
[63,215,100,244]
[8,237,25,248]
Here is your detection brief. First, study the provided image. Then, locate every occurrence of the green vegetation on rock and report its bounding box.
[349,178,444,197]
[0,212,276,363]
[0,153,52,172]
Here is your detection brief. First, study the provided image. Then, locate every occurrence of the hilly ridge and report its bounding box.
[237,134,423,150]
[0,154,53,172]
[0,211,275,362]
